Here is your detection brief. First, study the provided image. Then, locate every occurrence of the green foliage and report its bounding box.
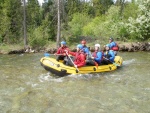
[0,0,23,44]
[83,6,121,40]
[28,27,46,48]
[125,0,150,40]
[83,16,105,37]
[91,0,114,16]
[0,34,2,43]
[41,0,56,41]
[26,0,41,28]
[0,0,149,49]
[67,13,91,39]
[123,2,138,20]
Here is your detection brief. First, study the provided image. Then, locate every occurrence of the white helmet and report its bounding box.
[95,44,100,48]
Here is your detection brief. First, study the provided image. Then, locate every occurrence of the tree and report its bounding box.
[41,0,57,41]
[23,0,27,48]
[0,0,23,43]
[91,0,113,16]
[26,0,41,29]
[56,0,61,48]
[125,0,150,40]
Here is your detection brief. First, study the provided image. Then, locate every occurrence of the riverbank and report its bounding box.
[0,42,150,54]
[118,42,150,52]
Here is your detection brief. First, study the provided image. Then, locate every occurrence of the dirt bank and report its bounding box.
[118,42,150,52]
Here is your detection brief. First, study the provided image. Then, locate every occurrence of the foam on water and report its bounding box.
[123,59,136,65]
[143,88,150,91]
[68,74,93,78]
[38,73,103,83]
[38,73,64,83]
[67,73,103,80]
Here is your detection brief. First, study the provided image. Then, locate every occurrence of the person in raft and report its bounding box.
[102,44,115,65]
[86,44,103,66]
[81,40,90,58]
[106,37,119,55]
[65,44,86,68]
[54,41,69,61]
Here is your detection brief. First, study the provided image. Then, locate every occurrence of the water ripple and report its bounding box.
[67,73,102,80]
[38,73,64,83]
[123,59,136,65]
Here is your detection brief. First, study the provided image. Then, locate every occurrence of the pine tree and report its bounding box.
[0,0,23,43]
[26,0,41,29]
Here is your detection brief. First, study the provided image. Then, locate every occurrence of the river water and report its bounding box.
[0,52,150,113]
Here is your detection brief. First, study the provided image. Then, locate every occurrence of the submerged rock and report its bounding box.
[8,49,25,54]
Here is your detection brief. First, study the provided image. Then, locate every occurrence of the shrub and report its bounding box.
[125,0,150,40]
[67,13,91,41]
[28,27,47,48]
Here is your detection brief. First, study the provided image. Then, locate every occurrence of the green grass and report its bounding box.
[0,44,24,54]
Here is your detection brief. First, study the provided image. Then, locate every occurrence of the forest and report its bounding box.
[0,0,149,49]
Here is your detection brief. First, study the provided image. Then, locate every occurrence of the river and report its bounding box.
[0,52,150,113]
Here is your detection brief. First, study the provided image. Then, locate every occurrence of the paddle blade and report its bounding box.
[44,53,50,57]
[94,61,98,68]
[113,62,120,67]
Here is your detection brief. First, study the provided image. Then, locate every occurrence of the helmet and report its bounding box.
[106,44,110,48]
[61,41,66,45]
[109,37,114,41]
[95,44,100,48]
[77,44,83,49]
[81,40,86,44]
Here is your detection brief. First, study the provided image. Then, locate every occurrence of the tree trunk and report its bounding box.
[23,0,27,48]
[120,0,125,18]
[56,0,60,48]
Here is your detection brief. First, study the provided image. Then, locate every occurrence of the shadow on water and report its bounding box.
[0,52,150,113]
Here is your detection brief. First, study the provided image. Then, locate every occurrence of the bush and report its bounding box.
[28,27,47,48]
[125,0,150,40]
[66,13,91,42]
[83,6,121,40]
[0,34,2,43]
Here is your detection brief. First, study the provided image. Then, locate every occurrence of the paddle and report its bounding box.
[65,51,79,72]
[103,57,120,67]
[44,53,65,57]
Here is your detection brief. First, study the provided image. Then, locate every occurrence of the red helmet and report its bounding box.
[81,40,86,44]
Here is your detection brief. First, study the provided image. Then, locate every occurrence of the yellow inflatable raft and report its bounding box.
[40,55,123,76]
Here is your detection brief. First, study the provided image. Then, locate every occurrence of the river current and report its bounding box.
[0,52,150,113]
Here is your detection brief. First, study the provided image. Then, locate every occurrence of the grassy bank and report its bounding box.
[0,44,24,54]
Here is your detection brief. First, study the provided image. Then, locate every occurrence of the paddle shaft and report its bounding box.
[49,54,65,56]
[103,57,120,66]
[65,52,79,72]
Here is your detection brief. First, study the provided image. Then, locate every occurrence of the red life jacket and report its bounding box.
[111,42,119,51]
[56,46,69,54]
[69,50,86,67]
[75,51,86,61]
[92,51,104,62]
[92,51,97,57]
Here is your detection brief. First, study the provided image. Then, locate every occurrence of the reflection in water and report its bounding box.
[0,52,150,113]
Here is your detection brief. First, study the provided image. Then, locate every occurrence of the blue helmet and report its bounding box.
[106,44,109,47]
[106,44,110,48]
[61,41,66,45]
[77,44,83,49]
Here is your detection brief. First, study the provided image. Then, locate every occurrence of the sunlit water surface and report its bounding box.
[0,52,150,113]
